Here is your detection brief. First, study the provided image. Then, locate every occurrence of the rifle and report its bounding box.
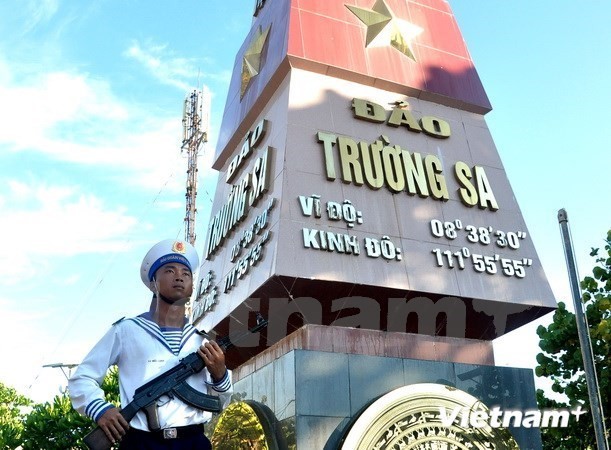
[83,314,267,450]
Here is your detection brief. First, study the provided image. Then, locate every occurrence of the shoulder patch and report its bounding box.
[112,317,126,326]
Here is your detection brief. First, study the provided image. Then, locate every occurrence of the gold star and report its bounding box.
[346,0,422,61]
[241,25,271,99]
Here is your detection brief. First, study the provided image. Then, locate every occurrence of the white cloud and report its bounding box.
[0,181,137,285]
[0,297,52,394]
[0,295,89,403]
[124,40,197,92]
[124,40,232,89]
[0,59,195,190]
[0,70,128,147]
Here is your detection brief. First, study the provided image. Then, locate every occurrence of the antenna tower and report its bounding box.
[181,89,208,245]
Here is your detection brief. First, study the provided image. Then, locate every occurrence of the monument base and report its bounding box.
[228,325,542,449]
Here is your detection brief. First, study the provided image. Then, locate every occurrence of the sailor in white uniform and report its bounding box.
[69,239,232,449]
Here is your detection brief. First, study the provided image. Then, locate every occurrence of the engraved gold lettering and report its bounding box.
[360,140,384,189]
[474,165,499,210]
[317,132,453,203]
[455,161,478,207]
[338,136,364,185]
[205,151,271,259]
[382,143,405,193]
[420,116,451,138]
[401,150,429,197]
[317,131,338,180]
[248,147,272,206]
[351,97,451,137]
[454,163,498,210]
[351,98,385,123]
[387,108,422,132]
[226,119,268,183]
[424,155,449,200]
[249,119,267,148]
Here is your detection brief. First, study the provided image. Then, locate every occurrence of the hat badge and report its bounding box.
[172,241,187,254]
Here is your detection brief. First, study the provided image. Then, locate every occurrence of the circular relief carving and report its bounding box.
[339,383,520,450]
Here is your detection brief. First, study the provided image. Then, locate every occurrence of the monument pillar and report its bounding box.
[193,1,556,448]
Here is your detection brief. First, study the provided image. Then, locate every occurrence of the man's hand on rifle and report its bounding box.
[198,340,227,381]
[97,407,129,445]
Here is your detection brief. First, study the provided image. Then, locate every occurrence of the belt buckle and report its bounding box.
[163,428,178,439]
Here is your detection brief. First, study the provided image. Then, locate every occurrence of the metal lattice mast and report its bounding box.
[181,89,208,246]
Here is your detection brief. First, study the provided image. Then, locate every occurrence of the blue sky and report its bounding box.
[0,1,609,403]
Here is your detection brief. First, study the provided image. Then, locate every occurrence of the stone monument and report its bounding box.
[192,1,557,448]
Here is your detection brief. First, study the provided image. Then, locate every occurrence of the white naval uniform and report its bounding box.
[69,312,232,431]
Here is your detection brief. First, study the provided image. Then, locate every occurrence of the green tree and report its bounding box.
[0,382,32,449]
[536,229,610,449]
[211,402,268,450]
[19,366,120,450]
[20,394,92,450]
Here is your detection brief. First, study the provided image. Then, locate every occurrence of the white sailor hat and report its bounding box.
[140,239,199,291]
